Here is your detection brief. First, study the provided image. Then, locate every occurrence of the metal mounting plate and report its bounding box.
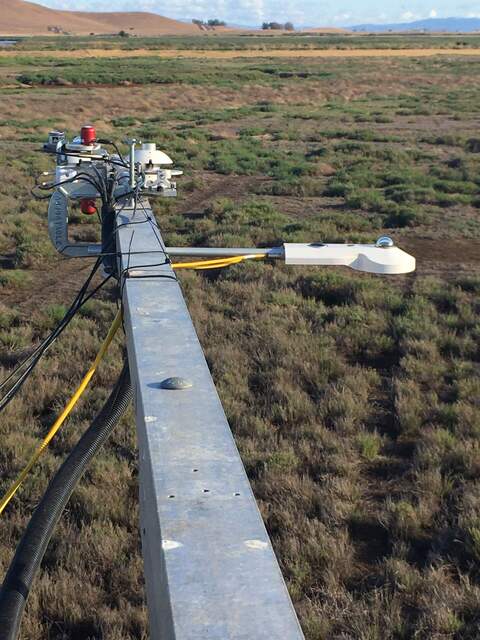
[47,189,101,257]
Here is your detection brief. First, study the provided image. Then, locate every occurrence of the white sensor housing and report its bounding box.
[134,143,173,167]
[284,242,416,274]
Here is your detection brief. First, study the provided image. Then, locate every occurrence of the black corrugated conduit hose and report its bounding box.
[0,360,132,640]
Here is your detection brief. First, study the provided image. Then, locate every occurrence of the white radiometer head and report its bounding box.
[284,238,415,275]
[134,143,173,167]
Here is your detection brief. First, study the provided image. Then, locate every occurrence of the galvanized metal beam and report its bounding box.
[116,201,305,640]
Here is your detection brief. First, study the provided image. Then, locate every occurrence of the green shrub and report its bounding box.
[298,271,366,306]
[384,207,417,228]
[357,432,381,461]
[324,181,352,197]
[0,269,32,288]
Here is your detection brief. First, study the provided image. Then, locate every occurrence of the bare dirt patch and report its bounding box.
[0,257,102,314]
[399,237,480,278]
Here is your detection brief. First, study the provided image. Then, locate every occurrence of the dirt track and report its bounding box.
[2,48,480,60]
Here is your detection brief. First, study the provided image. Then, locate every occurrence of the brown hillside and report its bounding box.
[1,0,201,35]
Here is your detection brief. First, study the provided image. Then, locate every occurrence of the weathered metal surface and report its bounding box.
[116,200,305,640]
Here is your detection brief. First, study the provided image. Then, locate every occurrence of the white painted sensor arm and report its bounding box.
[283,242,416,274]
[166,239,416,275]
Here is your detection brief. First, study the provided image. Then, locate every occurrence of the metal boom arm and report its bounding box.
[38,126,415,638]
[116,201,305,640]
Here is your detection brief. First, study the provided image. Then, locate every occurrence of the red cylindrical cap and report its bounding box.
[80,199,97,215]
[81,125,96,146]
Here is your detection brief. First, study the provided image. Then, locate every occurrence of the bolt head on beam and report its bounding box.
[160,377,193,390]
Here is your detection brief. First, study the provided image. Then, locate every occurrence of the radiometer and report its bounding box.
[41,126,182,260]
[39,124,415,277]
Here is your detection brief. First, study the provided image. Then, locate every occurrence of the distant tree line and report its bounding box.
[192,19,227,29]
[262,22,295,31]
[207,19,227,26]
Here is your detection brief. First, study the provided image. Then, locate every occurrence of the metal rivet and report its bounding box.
[376,236,394,248]
[160,377,193,390]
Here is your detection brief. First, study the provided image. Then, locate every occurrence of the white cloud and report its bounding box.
[33,1,480,27]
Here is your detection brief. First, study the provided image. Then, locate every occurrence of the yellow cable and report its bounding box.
[172,254,266,270]
[0,309,123,515]
[0,254,263,513]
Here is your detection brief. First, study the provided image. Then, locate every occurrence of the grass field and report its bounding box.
[4,47,480,65]
[6,33,480,51]
[0,40,479,639]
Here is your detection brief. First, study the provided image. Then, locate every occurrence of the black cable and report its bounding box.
[0,260,100,391]
[51,148,129,170]
[0,296,102,409]
[97,139,129,168]
[31,174,106,203]
[0,259,101,389]
[18,145,171,406]
[6,157,120,404]
[0,262,111,411]
[0,162,124,404]
[0,146,126,410]
[113,192,174,300]
[107,169,118,206]
[33,170,105,195]
[36,174,103,194]
[91,164,111,205]
[79,210,171,260]
[0,361,132,640]
[113,187,136,203]
[80,274,113,306]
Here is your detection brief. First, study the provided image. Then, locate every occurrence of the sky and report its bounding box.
[35,1,480,27]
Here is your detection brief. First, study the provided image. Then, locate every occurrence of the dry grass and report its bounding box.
[3,0,201,37]
[2,48,480,60]
[0,48,479,639]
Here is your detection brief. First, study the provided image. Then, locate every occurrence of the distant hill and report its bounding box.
[302,27,350,34]
[1,0,205,36]
[351,17,480,33]
[0,1,350,38]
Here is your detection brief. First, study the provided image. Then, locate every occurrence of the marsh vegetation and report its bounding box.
[0,46,479,639]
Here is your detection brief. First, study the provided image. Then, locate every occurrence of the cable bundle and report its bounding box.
[0,361,132,640]
[0,310,122,515]
[0,259,111,414]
